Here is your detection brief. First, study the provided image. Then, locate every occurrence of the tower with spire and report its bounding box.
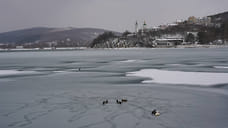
[142,21,147,33]
[135,21,138,34]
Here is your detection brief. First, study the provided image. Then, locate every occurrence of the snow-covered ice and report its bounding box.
[1,48,228,128]
[127,69,228,86]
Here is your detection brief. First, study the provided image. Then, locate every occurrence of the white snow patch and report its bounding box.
[119,59,145,63]
[53,71,68,73]
[127,69,228,86]
[0,70,36,76]
[120,60,137,63]
[213,66,228,69]
[166,64,186,66]
[166,63,205,67]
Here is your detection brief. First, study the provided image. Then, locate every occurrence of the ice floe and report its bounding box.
[127,69,228,86]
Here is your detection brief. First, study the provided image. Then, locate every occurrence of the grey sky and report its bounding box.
[0,0,227,33]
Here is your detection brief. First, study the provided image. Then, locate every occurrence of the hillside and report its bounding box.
[0,27,116,48]
[91,11,228,48]
[209,11,228,23]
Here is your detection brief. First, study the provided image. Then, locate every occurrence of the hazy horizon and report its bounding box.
[0,0,228,33]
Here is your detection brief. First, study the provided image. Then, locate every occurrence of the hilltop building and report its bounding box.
[188,16,198,24]
[200,17,212,26]
[187,16,214,27]
[175,19,184,25]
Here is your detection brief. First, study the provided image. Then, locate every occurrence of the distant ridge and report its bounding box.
[0,27,119,47]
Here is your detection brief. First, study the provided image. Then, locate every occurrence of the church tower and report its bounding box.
[135,21,138,34]
[142,20,147,33]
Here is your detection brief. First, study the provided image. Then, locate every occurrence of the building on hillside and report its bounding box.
[153,39,175,47]
[158,25,168,30]
[152,26,160,31]
[16,46,24,49]
[175,19,184,25]
[187,16,215,27]
[188,16,198,24]
[186,32,198,37]
[199,17,213,26]
[167,23,178,27]
[153,38,184,47]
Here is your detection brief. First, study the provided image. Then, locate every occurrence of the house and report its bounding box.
[16,46,24,49]
[188,16,198,24]
[153,38,184,47]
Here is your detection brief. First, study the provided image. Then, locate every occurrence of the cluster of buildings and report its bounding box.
[133,15,221,34]
[186,16,221,27]
[132,21,185,47]
[128,14,223,47]
[134,20,180,34]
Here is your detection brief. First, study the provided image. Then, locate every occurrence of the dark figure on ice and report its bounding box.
[121,99,128,102]
[152,109,160,116]
[116,99,122,104]
[102,100,108,105]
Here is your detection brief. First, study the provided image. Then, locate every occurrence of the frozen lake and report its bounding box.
[0,48,228,128]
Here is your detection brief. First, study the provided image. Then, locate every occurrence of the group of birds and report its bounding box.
[102,99,160,116]
[102,99,128,105]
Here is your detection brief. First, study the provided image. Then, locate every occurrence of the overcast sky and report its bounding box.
[0,0,228,33]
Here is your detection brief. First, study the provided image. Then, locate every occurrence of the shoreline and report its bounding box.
[0,45,228,52]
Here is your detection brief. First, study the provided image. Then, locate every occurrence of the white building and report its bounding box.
[16,46,24,49]
[153,38,184,47]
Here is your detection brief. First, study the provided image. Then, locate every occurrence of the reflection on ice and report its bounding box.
[127,69,228,86]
